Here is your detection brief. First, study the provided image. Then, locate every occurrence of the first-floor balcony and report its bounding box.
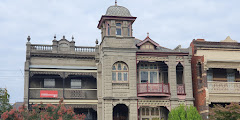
[208,81,240,94]
[29,88,97,99]
[137,83,170,96]
[137,83,185,96]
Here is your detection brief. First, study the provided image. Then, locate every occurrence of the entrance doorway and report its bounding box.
[113,104,129,120]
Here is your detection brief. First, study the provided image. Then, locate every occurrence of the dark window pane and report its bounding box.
[118,63,121,70]
[116,28,121,35]
[118,73,122,81]
[112,65,116,70]
[123,66,127,70]
[116,23,121,26]
[141,71,148,83]
[112,72,116,81]
[124,73,128,81]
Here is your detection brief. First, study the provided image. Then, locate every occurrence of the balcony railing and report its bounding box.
[137,83,170,95]
[29,88,97,99]
[75,46,95,52]
[177,84,185,95]
[208,81,240,94]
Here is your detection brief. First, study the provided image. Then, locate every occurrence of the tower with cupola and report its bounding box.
[96,2,138,120]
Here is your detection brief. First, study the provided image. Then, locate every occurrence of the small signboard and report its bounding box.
[40,90,58,98]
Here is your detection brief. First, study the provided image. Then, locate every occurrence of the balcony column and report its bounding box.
[183,56,194,105]
[63,72,65,99]
[168,56,178,108]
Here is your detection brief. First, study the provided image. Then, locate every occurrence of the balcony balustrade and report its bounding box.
[30,44,96,53]
[137,83,170,96]
[177,84,185,95]
[29,88,97,99]
[208,81,240,94]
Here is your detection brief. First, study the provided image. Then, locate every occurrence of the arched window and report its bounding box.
[112,62,128,82]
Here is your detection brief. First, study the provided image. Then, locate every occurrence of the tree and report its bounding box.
[209,103,240,120]
[1,99,86,120]
[0,88,12,116]
[168,104,202,120]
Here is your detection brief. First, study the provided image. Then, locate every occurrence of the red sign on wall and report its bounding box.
[40,90,58,98]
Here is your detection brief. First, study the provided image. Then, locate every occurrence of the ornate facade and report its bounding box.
[24,3,195,120]
[191,37,240,119]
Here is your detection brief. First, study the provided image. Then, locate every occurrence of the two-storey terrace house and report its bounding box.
[191,36,240,119]
[24,36,98,120]
[96,3,194,120]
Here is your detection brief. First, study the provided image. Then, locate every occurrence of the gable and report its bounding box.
[140,42,155,50]
[136,36,159,50]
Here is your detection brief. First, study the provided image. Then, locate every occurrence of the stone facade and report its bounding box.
[24,3,195,120]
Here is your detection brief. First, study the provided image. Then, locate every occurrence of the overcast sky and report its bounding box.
[1,0,240,103]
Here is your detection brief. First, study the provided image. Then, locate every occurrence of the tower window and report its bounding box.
[107,24,110,35]
[116,23,121,35]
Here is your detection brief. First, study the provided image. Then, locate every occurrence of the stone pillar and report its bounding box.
[168,56,178,108]
[183,56,194,105]
[52,40,57,53]
[122,21,128,37]
[110,20,116,36]
[129,100,138,120]
[70,41,75,54]
[104,100,113,120]
[24,60,30,108]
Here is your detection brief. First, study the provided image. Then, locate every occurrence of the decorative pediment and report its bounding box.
[220,36,237,43]
[137,36,159,50]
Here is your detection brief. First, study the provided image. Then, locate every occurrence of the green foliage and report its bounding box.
[209,103,240,120]
[1,99,86,120]
[168,104,202,120]
[0,88,12,116]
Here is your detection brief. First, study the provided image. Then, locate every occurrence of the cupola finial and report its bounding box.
[147,32,149,37]
[54,34,56,40]
[115,0,117,6]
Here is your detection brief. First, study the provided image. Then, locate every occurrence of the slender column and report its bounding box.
[183,56,194,105]
[63,72,65,99]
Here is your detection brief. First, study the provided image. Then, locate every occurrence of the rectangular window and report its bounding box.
[71,79,82,89]
[207,70,213,81]
[44,79,55,88]
[227,69,235,82]
[163,72,168,84]
[107,24,110,35]
[141,71,148,83]
[116,28,121,35]
[112,72,116,81]
[124,73,128,81]
[150,72,158,83]
[118,73,122,81]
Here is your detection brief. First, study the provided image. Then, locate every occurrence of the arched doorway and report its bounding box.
[113,104,129,120]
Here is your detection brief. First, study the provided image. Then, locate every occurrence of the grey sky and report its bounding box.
[0,0,240,103]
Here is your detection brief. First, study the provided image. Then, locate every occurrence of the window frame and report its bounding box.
[139,63,160,83]
[71,79,82,89]
[115,22,122,36]
[112,62,129,83]
[44,79,55,88]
